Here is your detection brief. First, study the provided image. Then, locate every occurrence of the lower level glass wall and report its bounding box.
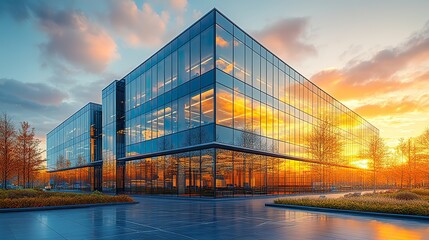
[123,149,370,197]
[50,166,101,191]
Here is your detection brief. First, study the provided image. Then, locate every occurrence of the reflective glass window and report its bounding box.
[201,26,214,75]
[190,35,200,79]
[190,91,200,128]
[201,87,214,124]
[216,84,233,127]
[233,38,245,81]
[164,55,172,92]
[178,95,190,131]
[252,51,260,89]
[151,66,157,99]
[245,46,252,85]
[172,51,178,89]
[145,70,151,100]
[216,25,233,75]
[164,103,172,135]
[233,91,245,130]
[172,100,178,133]
[157,107,164,137]
[178,42,190,85]
[158,59,165,95]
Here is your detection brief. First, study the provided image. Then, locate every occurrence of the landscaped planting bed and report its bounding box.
[0,189,134,208]
[273,189,429,216]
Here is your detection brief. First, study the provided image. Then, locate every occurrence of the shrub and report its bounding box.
[394,191,420,201]
[0,189,134,208]
[274,196,429,216]
[410,189,429,196]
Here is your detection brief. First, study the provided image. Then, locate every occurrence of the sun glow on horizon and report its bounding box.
[351,159,369,169]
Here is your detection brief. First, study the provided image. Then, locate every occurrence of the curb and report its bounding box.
[0,201,139,213]
[265,203,429,221]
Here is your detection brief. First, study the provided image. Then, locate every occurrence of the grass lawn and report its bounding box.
[273,189,429,216]
[0,189,134,208]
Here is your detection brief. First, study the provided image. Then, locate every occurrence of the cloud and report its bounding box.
[168,0,187,13]
[33,6,118,73]
[0,0,32,21]
[354,95,429,118]
[106,0,169,47]
[311,22,429,101]
[0,78,68,107]
[253,18,317,62]
[0,78,75,144]
[192,9,203,20]
[1,1,119,74]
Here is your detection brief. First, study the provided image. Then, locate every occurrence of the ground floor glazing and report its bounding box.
[50,148,370,197]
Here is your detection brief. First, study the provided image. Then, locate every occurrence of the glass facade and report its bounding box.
[124,12,215,157]
[47,9,379,197]
[102,80,125,193]
[46,103,102,191]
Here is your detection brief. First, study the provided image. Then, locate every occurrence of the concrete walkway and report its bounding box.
[0,193,428,239]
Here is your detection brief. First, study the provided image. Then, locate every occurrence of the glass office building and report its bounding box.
[47,9,378,197]
[102,80,125,193]
[47,103,102,191]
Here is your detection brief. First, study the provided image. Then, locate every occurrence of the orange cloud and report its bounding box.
[107,1,169,47]
[168,0,187,13]
[311,22,429,101]
[253,18,316,62]
[311,70,429,100]
[354,95,429,118]
[34,7,118,73]
[216,36,229,48]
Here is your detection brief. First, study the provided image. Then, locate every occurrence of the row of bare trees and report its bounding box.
[306,114,429,191]
[306,115,387,191]
[0,113,45,189]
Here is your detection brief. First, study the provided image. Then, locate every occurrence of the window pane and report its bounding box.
[178,95,190,131]
[201,87,214,124]
[233,38,245,81]
[151,66,157,99]
[157,107,164,137]
[164,103,172,135]
[172,100,178,133]
[216,25,233,75]
[145,70,151,100]
[140,72,146,103]
[190,91,200,128]
[158,59,165,95]
[190,35,200,79]
[234,92,245,130]
[245,46,252,85]
[267,61,273,96]
[252,51,260,89]
[252,100,260,135]
[261,58,267,93]
[172,51,178,89]
[216,84,233,127]
[151,109,157,139]
[178,42,190,85]
[201,26,214,75]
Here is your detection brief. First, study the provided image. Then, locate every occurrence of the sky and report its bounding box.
[1,0,429,151]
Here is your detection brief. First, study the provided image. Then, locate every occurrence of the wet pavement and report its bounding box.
[1,195,428,240]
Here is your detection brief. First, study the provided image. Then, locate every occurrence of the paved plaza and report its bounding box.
[1,195,429,240]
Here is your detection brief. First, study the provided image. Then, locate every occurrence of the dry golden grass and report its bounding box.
[0,189,134,208]
[274,190,429,216]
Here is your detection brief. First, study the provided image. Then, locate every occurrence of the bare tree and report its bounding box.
[417,128,429,152]
[306,116,343,191]
[365,135,387,193]
[16,122,44,188]
[417,128,429,186]
[0,113,17,189]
